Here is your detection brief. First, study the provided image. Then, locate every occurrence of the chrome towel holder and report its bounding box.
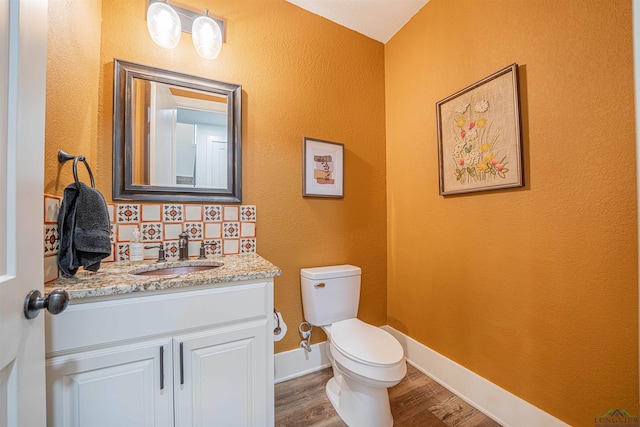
[58,150,95,189]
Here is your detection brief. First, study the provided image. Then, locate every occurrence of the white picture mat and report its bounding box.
[303,138,344,198]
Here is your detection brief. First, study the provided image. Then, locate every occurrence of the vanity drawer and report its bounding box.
[45,280,271,355]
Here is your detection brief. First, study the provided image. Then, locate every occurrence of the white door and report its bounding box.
[0,0,48,426]
[204,138,227,189]
[150,83,176,186]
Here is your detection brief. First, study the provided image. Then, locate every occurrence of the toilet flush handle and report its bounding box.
[314,282,325,288]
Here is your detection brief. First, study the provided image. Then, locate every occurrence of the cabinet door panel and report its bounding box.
[46,339,173,427]
[175,322,268,427]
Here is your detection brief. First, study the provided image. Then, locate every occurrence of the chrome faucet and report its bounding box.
[178,232,189,260]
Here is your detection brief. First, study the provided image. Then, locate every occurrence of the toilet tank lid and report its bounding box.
[301,265,361,280]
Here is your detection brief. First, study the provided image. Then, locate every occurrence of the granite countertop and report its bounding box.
[45,254,281,300]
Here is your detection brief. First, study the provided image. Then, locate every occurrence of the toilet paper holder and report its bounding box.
[273,309,287,342]
[273,308,281,335]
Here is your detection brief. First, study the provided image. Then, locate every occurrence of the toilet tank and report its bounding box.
[300,265,361,326]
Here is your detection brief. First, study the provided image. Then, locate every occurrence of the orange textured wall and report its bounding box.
[45,0,102,194]
[385,0,638,425]
[44,0,387,352]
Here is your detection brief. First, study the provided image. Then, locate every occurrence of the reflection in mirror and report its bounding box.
[114,59,241,202]
[131,81,228,188]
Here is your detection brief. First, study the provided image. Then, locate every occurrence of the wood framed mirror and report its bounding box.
[113,59,242,202]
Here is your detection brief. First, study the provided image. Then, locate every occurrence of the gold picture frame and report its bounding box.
[436,64,523,195]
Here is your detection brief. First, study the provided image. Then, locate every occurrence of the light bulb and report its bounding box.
[192,11,222,59]
[147,1,181,49]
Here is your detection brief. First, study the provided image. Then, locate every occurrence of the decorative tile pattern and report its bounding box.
[204,205,222,222]
[163,204,184,222]
[141,223,162,242]
[44,255,59,283]
[223,222,240,238]
[44,225,59,256]
[116,243,130,262]
[204,239,222,256]
[117,224,138,242]
[184,222,203,240]
[164,223,183,240]
[205,223,222,239]
[107,204,115,223]
[43,196,259,280]
[241,238,256,254]
[241,205,256,222]
[223,239,240,255]
[185,205,203,221]
[44,196,60,223]
[188,241,202,258]
[240,222,256,238]
[164,241,180,260]
[104,245,115,263]
[223,206,239,221]
[141,204,162,222]
[116,204,140,223]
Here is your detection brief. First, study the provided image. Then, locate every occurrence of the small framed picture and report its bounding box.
[303,137,344,198]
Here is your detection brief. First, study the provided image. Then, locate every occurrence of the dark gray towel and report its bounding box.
[58,183,111,277]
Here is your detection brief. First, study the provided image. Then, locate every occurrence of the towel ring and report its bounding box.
[58,150,95,189]
[72,156,95,189]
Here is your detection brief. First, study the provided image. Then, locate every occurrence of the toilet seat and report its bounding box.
[328,318,406,384]
[331,318,404,366]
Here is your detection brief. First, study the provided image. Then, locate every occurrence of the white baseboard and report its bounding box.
[381,326,569,427]
[274,342,331,384]
[273,326,568,427]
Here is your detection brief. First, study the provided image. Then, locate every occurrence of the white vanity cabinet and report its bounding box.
[45,279,274,427]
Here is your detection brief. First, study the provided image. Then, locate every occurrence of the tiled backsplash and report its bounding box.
[44,195,257,283]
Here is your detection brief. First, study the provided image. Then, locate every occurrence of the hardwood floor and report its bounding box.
[275,364,502,427]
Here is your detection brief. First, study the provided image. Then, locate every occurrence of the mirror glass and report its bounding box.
[113,59,242,202]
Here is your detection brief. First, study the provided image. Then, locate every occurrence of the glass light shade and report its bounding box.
[147,1,181,49]
[192,13,222,59]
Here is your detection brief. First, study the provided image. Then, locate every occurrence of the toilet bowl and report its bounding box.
[301,265,406,427]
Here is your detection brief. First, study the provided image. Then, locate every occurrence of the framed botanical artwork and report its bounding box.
[436,63,523,196]
[303,137,344,198]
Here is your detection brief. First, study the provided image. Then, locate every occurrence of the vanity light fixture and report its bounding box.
[146,0,225,59]
[146,0,181,49]
[192,9,222,59]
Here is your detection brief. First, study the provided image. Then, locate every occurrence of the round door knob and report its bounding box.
[23,288,69,319]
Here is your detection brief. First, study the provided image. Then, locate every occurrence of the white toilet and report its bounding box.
[300,265,406,427]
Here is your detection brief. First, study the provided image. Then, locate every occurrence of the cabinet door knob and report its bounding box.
[23,288,69,319]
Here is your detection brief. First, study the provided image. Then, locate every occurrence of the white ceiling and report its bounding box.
[285,0,430,44]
